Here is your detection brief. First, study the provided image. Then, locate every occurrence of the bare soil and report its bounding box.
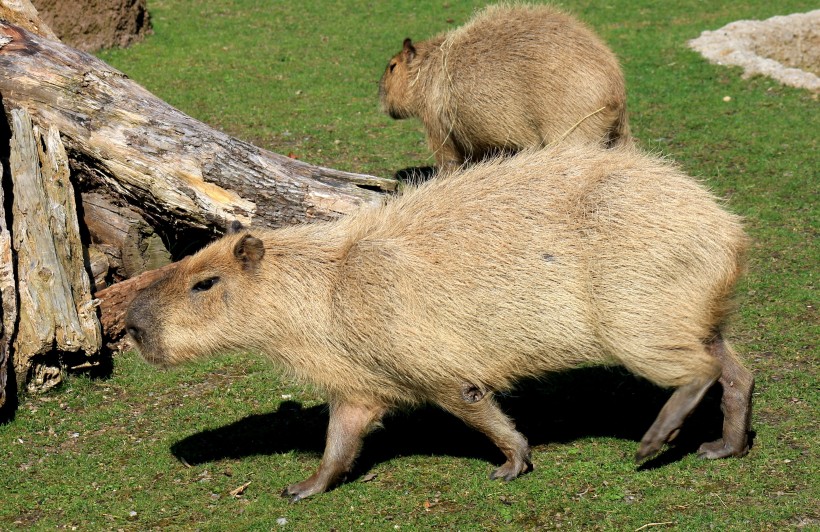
[30,0,150,51]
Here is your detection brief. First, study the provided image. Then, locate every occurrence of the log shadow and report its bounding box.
[0,94,11,174]
[0,97,15,424]
[0,355,18,425]
[171,367,730,479]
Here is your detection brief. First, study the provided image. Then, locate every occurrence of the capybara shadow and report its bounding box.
[171,367,727,477]
[394,166,437,185]
[171,400,328,465]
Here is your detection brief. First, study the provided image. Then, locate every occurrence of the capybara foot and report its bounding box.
[636,376,718,463]
[635,438,663,463]
[281,478,328,503]
[697,438,749,459]
[636,425,674,462]
[489,455,533,481]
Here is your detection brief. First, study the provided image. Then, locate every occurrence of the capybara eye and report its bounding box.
[389,62,396,72]
[192,276,220,293]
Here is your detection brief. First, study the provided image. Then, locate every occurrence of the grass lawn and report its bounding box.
[2,0,818,529]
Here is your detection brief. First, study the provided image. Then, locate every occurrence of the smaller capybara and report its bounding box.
[379,4,630,171]
[126,145,753,502]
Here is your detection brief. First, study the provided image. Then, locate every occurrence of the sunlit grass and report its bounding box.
[1,0,817,529]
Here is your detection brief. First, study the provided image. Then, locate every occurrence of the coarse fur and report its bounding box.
[378,3,630,171]
[127,144,753,501]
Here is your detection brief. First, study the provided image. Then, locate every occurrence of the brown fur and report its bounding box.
[378,4,630,171]
[127,144,753,501]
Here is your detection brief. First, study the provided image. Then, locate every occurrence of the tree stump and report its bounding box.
[9,109,101,393]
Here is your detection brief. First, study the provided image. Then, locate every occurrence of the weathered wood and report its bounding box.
[0,0,57,40]
[9,109,101,392]
[0,156,15,407]
[0,22,397,235]
[81,191,171,281]
[95,260,182,342]
[86,245,110,291]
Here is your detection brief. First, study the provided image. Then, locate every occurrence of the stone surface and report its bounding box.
[689,10,820,92]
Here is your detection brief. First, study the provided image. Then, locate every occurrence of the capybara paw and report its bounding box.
[697,439,749,459]
[489,457,533,482]
[281,480,324,503]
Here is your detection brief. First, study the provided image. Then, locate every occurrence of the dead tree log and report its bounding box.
[0,21,397,237]
[0,21,398,396]
[9,109,101,392]
[82,191,171,285]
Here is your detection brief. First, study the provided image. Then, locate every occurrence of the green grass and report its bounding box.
[2,0,818,529]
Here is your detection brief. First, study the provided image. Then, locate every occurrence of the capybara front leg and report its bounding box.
[429,130,463,173]
[282,401,386,502]
[636,373,718,462]
[698,334,754,459]
[439,393,532,481]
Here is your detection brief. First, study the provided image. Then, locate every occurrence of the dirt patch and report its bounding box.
[30,0,151,52]
[688,10,820,92]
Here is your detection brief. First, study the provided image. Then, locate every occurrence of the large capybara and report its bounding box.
[127,144,753,501]
[378,4,630,171]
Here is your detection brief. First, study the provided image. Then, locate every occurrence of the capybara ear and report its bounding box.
[402,38,416,61]
[233,234,265,268]
[227,220,244,234]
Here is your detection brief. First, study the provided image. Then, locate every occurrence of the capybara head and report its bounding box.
[126,230,265,367]
[378,38,418,120]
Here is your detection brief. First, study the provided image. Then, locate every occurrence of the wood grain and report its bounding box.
[0,21,396,234]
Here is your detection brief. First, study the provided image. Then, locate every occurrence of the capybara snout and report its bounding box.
[126,233,267,367]
[126,281,165,365]
[128,144,753,501]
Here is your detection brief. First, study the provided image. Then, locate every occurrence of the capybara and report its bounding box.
[127,144,753,502]
[378,4,630,171]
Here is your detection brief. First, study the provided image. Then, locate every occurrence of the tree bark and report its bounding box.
[0,21,397,236]
[0,0,57,40]
[9,109,101,393]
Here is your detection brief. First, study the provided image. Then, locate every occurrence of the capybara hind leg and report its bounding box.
[438,393,532,481]
[636,372,718,462]
[698,334,754,459]
[282,401,386,502]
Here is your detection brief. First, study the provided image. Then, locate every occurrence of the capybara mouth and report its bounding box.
[128,336,171,368]
[388,108,407,120]
[137,348,172,369]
